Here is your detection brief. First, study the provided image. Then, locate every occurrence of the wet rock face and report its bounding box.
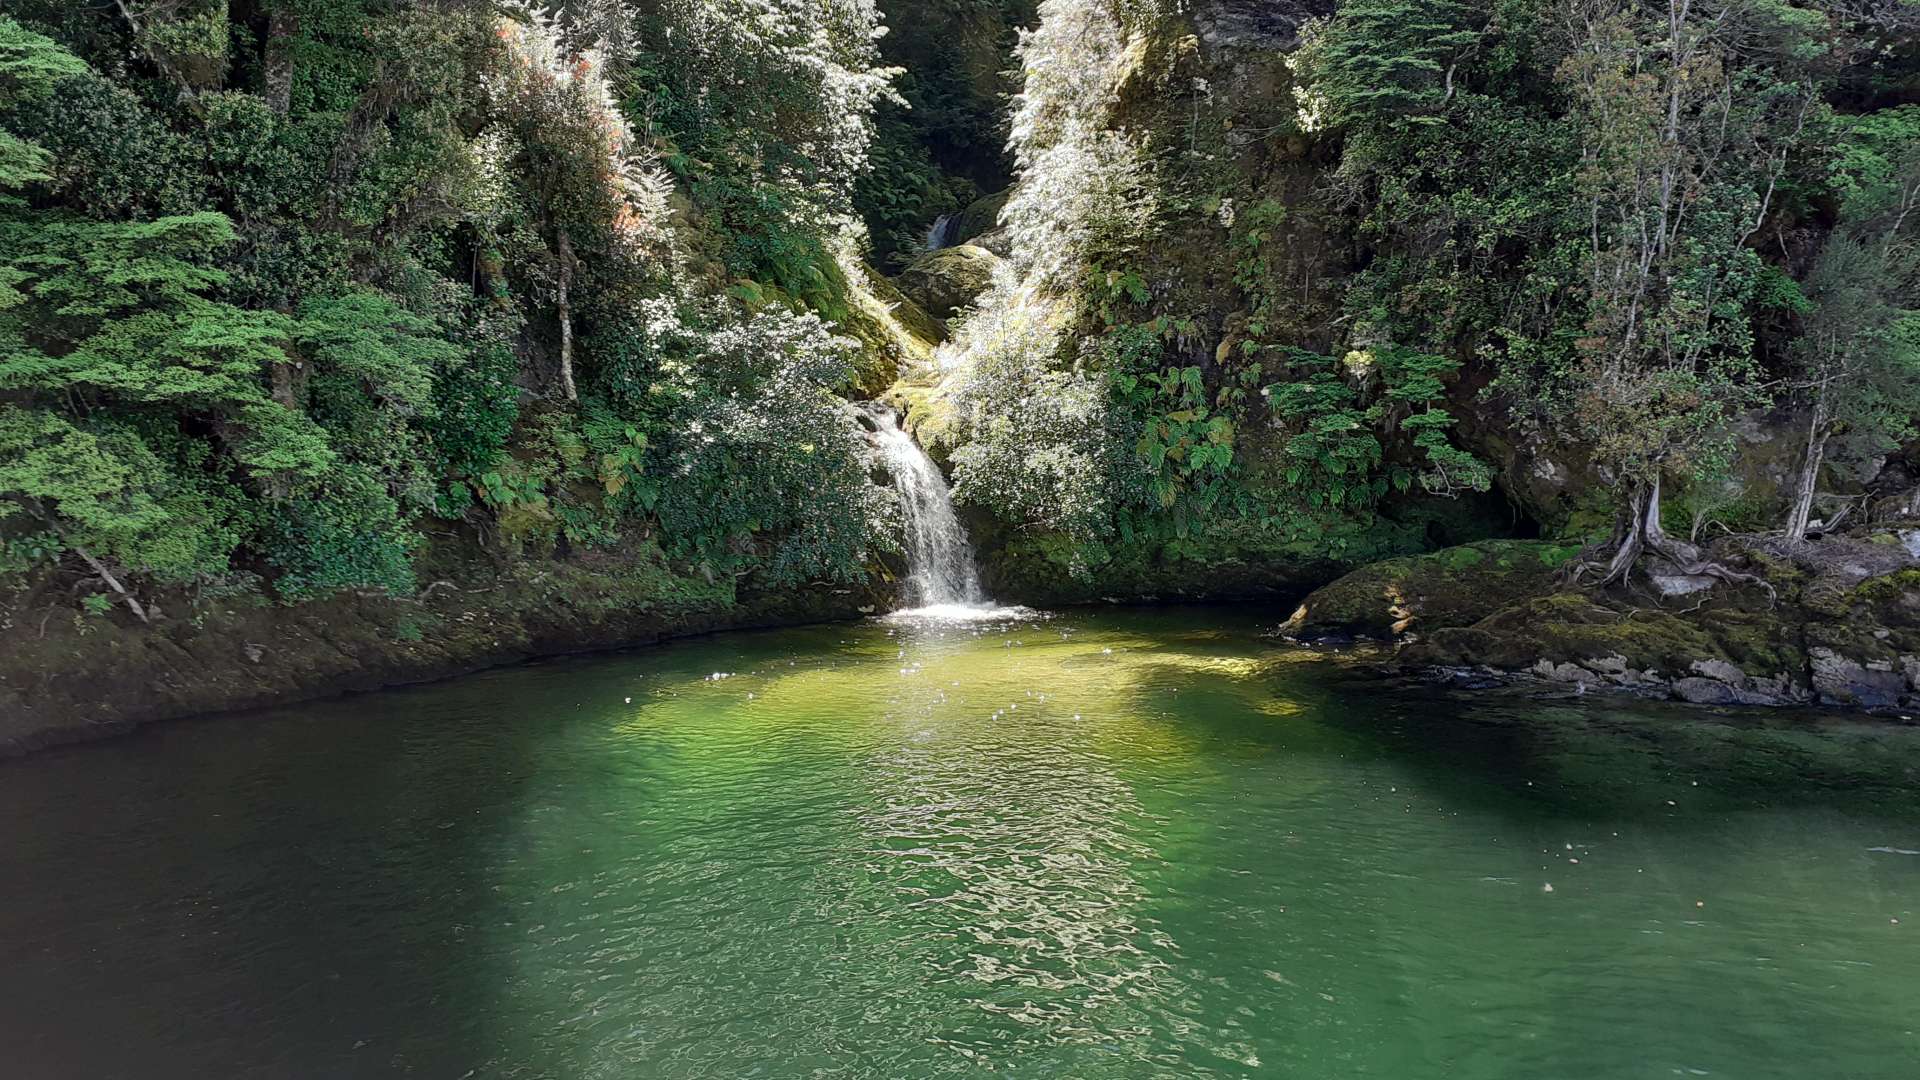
[1808,647,1912,708]
[1522,655,1815,708]
[1876,487,1920,523]
[1190,0,1333,50]
[951,190,1009,248]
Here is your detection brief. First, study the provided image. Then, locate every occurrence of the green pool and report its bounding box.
[2,607,1916,1077]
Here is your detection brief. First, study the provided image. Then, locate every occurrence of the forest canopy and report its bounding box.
[0,0,906,618]
[2,0,1918,620]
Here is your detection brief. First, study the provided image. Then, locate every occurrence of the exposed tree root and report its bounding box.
[1561,475,1776,603]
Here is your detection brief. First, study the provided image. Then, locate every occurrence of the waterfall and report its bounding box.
[924,213,959,252]
[865,405,995,614]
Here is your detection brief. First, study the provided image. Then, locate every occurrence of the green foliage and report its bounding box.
[1116,363,1236,538]
[1,211,334,483]
[1789,105,1920,489]
[0,201,337,587]
[429,312,523,500]
[264,464,418,601]
[855,104,977,268]
[648,305,886,584]
[0,1,910,613]
[1265,361,1386,511]
[624,0,896,283]
[8,0,1911,619]
[947,282,1140,557]
[0,15,86,189]
[296,290,461,416]
[0,529,62,575]
[1291,0,1485,133]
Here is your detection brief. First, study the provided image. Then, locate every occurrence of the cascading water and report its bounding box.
[864,405,1003,617]
[924,213,959,252]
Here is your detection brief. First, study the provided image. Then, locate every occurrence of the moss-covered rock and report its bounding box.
[894,244,1001,322]
[1419,593,1746,673]
[978,530,1354,606]
[952,189,1009,247]
[973,514,1442,607]
[1263,525,1920,711]
[1390,547,1920,710]
[834,258,946,396]
[1281,540,1583,640]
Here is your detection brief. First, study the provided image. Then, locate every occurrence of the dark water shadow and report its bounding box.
[0,663,589,1078]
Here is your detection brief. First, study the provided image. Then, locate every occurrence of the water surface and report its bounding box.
[2,607,1916,1078]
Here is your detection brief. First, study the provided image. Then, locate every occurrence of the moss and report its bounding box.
[974,517,1410,606]
[828,257,945,397]
[1286,540,1572,639]
[953,189,1009,245]
[0,536,887,754]
[1407,572,1832,693]
[1850,569,1920,604]
[1538,542,1584,566]
[894,244,1001,322]
[883,378,963,469]
[1429,594,1726,673]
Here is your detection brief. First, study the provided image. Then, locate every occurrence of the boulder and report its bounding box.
[952,190,1009,248]
[894,244,1001,323]
[832,259,946,397]
[1280,540,1582,640]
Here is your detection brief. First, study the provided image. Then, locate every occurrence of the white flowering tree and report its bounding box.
[484,7,670,400]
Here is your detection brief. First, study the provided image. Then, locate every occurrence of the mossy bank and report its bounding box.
[0,542,890,757]
[1286,530,1920,714]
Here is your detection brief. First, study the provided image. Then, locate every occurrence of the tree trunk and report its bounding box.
[1569,471,1771,595]
[264,6,298,117]
[70,542,151,623]
[556,228,578,403]
[1784,398,1831,543]
[1580,475,1665,586]
[35,503,152,623]
[112,0,205,108]
[269,356,301,409]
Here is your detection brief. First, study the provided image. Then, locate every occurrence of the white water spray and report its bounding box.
[865,405,1015,619]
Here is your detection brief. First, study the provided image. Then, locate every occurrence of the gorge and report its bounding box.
[2,1,1920,1073]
